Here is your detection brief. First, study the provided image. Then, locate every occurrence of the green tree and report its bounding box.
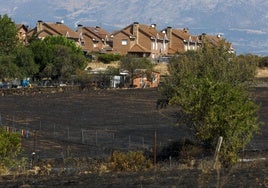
[28,39,54,78]
[0,128,22,174]
[13,45,39,79]
[0,55,19,81]
[29,36,87,81]
[161,44,261,165]
[0,14,19,55]
[53,45,73,80]
[120,55,154,86]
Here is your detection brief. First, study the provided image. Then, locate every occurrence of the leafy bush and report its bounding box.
[161,43,261,166]
[158,138,208,162]
[109,151,153,172]
[0,127,22,175]
[258,56,268,67]
[97,54,121,64]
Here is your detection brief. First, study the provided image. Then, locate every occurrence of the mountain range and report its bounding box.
[1,0,268,55]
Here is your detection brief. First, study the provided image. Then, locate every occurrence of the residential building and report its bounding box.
[112,22,169,60]
[199,33,235,53]
[76,25,113,54]
[16,24,28,45]
[27,20,82,47]
[162,27,201,54]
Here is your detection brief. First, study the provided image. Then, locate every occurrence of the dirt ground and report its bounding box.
[0,86,268,187]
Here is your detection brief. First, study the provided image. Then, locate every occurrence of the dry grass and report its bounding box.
[87,62,268,78]
[85,61,119,70]
[256,67,268,78]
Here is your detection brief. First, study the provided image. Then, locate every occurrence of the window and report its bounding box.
[122,39,128,45]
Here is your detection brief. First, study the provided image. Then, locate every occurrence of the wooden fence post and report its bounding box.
[214,136,223,188]
[214,136,223,169]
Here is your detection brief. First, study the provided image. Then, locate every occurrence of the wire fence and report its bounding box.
[1,113,268,161]
[0,113,176,159]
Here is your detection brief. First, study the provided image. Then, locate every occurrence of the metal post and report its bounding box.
[241,138,245,166]
[129,135,131,149]
[53,124,56,137]
[154,130,157,168]
[67,127,69,140]
[81,129,84,144]
[95,131,98,146]
[33,130,36,152]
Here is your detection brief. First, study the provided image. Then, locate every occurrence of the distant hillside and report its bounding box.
[1,0,268,55]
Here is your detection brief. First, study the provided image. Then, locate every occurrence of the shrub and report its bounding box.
[158,138,208,162]
[0,127,22,175]
[161,43,261,166]
[109,150,153,172]
[97,54,121,64]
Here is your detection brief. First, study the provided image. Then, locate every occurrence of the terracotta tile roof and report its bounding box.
[16,24,25,30]
[129,43,151,53]
[28,21,79,39]
[80,26,111,41]
[172,29,200,43]
[115,23,165,40]
[202,34,222,45]
[168,48,178,54]
[43,22,79,39]
[172,29,189,40]
[199,34,235,53]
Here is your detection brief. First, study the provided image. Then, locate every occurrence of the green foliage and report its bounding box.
[0,128,22,173]
[0,14,19,55]
[28,39,54,74]
[97,53,121,64]
[120,55,154,72]
[105,66,120,75]
[13,45,39,78]
[161,44,261,166]
[29,36,87,81]
[258,56,268,67]
[43,35,83,53]
[0,55,19,80]
[120,55,154,86]
[76,69,92,85]
[0,14,29,80]
[109,151,153,172]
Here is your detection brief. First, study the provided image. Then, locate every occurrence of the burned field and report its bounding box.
[0,86,268,187]
[0,88,182,158]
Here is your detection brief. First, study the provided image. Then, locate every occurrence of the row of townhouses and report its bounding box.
[16,20,235,61]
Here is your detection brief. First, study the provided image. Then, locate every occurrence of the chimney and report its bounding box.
[133,22,139,43]
[166,26,172,47]
[37,20,43,32]
[151,23,157,30]
[183,28,189,33]
[77,24,83,33]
